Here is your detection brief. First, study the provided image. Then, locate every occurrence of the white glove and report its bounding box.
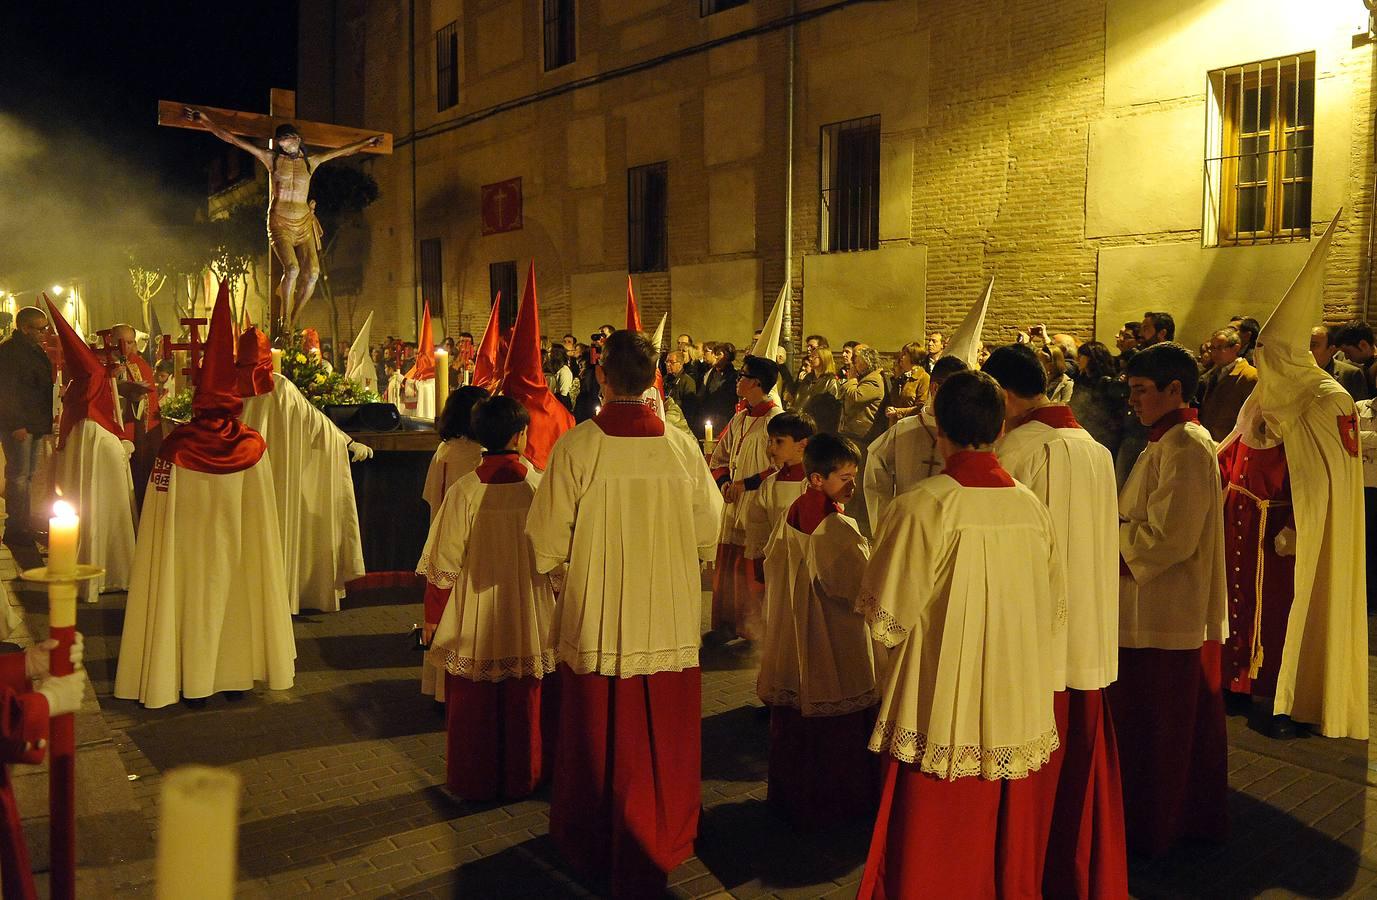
[121,440,136,459]
[1273,526,1297,558]
[349,441,374,462]
[24,634,84,681]
[37,673,85,716]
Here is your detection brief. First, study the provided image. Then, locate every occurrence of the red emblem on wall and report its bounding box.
[1339,414,1360,458]
[481,177,523,236]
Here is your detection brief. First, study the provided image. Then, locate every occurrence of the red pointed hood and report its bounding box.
[500,261,573,470]
[302,328,321,354]
[626,276,643,332]
[406,303,435,380]
[474,293,504,390]
[236,325,274,398]
[45,293,122,450]
[158,282,266,474]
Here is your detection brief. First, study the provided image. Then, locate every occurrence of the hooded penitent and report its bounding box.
[474,296,504,390]
[45,293,122,451]
[626,276,643,333]
[406,305,436,381]
[236,324,275,399]
[500,261,574,470]
[158,282,266,475]
[942,277,995,368]
[346,310,375,390]
[743,282,789,391]
[1220,211,1367,738]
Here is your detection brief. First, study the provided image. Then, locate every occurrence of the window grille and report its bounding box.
[490,261,518,331]
[419,238,445,319]
[628,163,669,273]
[1204,54,1315,246]
[436,22,459,112]
[543,0,576,72]
[820,115,881,253]
[701,0,749,15]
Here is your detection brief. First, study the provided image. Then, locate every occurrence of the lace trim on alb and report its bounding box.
[561,645,700,677]
[439,649,558,682]
[758,686,880,717]
[857,593,908,647]
[418,558,461,589]
[868,721,1061,781]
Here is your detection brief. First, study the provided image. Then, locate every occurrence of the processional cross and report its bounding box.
[156,88,392,339]
[160,317,208,394]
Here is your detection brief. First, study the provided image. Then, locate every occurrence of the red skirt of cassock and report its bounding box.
[767,705,881,828]
[1106,644,1229,857]
[711,543,764,640]
[857,754,1060,900]
[550,665,701,898]
[1044,689,1130,900]
[444,673,557,802]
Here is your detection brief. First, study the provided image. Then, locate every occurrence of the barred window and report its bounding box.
[543,0,576,72]
[701,0,749,14]
[628,163,669,273]
[1205,54,1314,246]
[419,238,445,319]
[490,261,518,331]
[820,115,880,253]
[436,21,459,112]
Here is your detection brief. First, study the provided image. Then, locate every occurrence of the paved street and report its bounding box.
[6,560,1377,899]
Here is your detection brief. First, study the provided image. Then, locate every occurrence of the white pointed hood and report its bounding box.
[346,311,376,390]
[942,277,994,368]
[750,282,789,361]
[651,313,667,353]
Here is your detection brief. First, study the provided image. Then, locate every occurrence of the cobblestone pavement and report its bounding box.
[15,564,1377,899]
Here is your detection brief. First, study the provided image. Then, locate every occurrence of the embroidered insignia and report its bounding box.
[1339,414,1360,458]
[152,457,173,493]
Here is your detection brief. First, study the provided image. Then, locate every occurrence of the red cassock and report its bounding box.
[0,653,50,900]
[1218,441,1296,698]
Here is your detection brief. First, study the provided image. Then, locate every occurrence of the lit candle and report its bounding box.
[704,419,713,443]
[154,766,241,900]
[48,500,78,580]
[434,348,449,413]
[271,348,283,373]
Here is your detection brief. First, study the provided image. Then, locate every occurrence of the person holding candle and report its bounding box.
[115,282,296,709]
[237,323,369,615]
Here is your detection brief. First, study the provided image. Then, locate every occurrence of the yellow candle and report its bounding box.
[271,348,283,373]
[704,419,714,443]
[48,500,78,580]
[434,349,449,412]
[155,766,241,900]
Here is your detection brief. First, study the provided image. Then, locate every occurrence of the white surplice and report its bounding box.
[526,420,724,676]
[708,404,780,545]
[53,419,137,600]
[422,437,485,517]
[756,508,877,715]
[996,415,1119,690]
[1118,419,1229,650]
[742,469,808,561]
[864,409,943,530]
[417,469,556,681]
[241,373,365,614]
[114,459,295,709]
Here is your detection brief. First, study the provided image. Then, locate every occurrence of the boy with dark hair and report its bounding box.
[857,370,1066,899]
[757,431,878,826]
[743,412,816,562]
[417,395,555,802]
[1111,341,1228,856]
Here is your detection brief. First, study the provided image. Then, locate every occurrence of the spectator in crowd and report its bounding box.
[562,333,577,354]
[1138,311,1175,347]
[0,307,54,543]
[665,351,699,430]
[698,341,740,433]
[1042,345,1076,403]
[1198,326,1257,441]
[371,346,387,388]
[1071,341,1128,456]
[922,331,945,373]
[1231,316,1261,361]
[840,341,860,379]
[893,342,930,412]
[544,345,574,411]
[840,346,885,444]
[676,333,707,384]
[1311,325,1369,400]
[1115,322,1140,368]
[791,339,843,433]
[1334,321,1377,395]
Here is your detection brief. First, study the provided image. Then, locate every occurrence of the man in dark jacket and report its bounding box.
[0,307,55,543]
[1312,325,1370,401]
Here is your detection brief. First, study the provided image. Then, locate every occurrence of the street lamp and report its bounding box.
[50,284,64,297]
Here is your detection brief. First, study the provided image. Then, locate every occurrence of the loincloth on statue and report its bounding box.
[268,211,322,271]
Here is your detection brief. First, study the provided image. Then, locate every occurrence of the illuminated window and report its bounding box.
[543,0,576,71]
[1205,54,1315,246]
[435,21,459,111]
[820,115,881,253]
[628,163,669,273]
[701,0,749,14]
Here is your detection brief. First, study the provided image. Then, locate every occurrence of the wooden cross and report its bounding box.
[161,317,208,392]
[156,88,393,339]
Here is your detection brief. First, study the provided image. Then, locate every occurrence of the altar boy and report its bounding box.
[743,412,816,565]
[418,396,556,801]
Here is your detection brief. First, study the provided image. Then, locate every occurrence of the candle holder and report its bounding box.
[701,436,718,457]
[20,563,104,900]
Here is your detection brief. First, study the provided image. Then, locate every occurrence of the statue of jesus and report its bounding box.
[184,107,382,331]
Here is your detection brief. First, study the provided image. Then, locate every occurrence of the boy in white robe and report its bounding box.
[114,283,295,709]
[527,330,723,898]
[864,355,968,528]
[742,412,815,564]
[856,370,1065,899]
[417,396,556,801]
[1109,342,1229,857]
[757,432,878,827]
[985,344,1128,898]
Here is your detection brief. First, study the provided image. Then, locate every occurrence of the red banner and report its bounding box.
[481,177,523,235]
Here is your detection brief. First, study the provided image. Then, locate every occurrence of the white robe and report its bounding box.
[53,419,137,600]
[241,373,365,614]
[412,378,436,420]
[864,408,943,529]
[422,437,485,517]
[114,458,295,708]
[708,405,780,545]
[1118,419,1229,650]
[526,420,724,676]
[756,510,877,715]
[417,469,556,681]
[858,472,1065,780]
[742,470,808,561]
[995,416,1119,690]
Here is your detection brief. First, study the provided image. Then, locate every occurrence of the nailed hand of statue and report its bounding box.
[182,106,202,122]
[367,135,383,148]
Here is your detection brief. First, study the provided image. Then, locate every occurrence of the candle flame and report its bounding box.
[52,499,77,520]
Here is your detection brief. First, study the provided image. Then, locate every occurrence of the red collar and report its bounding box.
[593,400,666,437]
[776,462,806,482]
[1146,407,1198,442]
[475,451,528,484]
[1015,404,1081,431]
[786,488,841,535]
[943,450,1016,487]
[745,398,776,417]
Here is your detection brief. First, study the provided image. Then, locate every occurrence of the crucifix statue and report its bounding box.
[158,89,392,337]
